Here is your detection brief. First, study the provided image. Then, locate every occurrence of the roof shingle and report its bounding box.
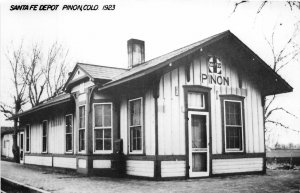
[78,63,127,80]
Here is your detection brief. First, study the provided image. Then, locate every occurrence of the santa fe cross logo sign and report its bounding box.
[208,55,222,74]
[200,55,230,86]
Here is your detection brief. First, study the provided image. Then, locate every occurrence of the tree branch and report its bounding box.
[266,120,300,134]
[266,107,297,120]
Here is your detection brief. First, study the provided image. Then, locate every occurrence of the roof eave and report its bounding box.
[8,96,72,120]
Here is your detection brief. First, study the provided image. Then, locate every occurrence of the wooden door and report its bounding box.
[188,111,209,177]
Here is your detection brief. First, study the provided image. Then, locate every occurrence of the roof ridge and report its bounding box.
[122,30,231,73]
[141,30,230,65]
[77,62,128,70]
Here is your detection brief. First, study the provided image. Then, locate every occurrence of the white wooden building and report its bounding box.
[11,31,292,179]
[1,127,14,158]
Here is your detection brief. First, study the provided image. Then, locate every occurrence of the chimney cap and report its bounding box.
[127,39,145,45]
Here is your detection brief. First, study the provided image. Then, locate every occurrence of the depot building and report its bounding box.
[10,31,292,179]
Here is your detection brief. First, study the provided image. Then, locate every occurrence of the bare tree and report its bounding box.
[0,41,70,162]
[22,44,46,107]
[0,43,30,163]
[44,42,69,99]
[264,22,300,140]
[232,1,300,14]
[23,42,69,107]
[231,1,300,147]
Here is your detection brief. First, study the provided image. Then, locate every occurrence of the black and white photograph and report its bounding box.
[0,0,300,192]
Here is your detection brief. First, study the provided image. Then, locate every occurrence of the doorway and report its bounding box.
[188,111,209,177]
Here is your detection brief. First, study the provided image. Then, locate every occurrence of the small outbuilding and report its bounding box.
[1,127,14,159]
[10,31,293,179]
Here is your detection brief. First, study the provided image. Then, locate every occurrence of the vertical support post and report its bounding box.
[262,96,267,174]
[86,87,94,175]
[153,76,160,180]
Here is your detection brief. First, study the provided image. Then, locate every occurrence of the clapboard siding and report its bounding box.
[119,89,156,155]
[25,155,52,166]
[49,113,65,154]
[120,98,128,154]
[30,123,42,153]
[53,157,77,169]
[78,159,87,168]
[126,160,154,177]
[156,52,264,155]
[161,161,185,177]
[93,160,111,168]
[29,112,66,154]
[145,89,155,155]
[212,158,263,174]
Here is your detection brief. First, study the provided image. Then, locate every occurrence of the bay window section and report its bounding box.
[129,98,143,154]
[94,103,112,153]
[79,105,85,152]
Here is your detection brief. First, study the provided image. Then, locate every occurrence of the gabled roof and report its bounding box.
[64,63,127,91]
[77,63,127,80]
[102,31,230,89]
[98,30,292,96]
[9,93,71,120]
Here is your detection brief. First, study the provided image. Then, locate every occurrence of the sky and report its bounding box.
[0,0,300,146]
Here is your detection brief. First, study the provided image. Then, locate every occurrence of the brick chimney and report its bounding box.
[127,39,145,68]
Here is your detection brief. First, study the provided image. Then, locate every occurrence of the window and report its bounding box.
[94,103,112,153]
[65,114,73,152]
[129,98,143,153]
[79,106,85,152]
[25,125,30,152]
[223,99,244,152]
[188,92,205,109]
[42,121,48,153]
[20,133,24,150]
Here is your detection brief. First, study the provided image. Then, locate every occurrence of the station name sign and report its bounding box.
[201,55,229,86]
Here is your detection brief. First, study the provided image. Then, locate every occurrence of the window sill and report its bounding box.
[94,151,113,154]
[225,149,244,153]
[128,152,144,155]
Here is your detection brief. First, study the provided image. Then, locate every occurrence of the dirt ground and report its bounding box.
[1,161,300,193]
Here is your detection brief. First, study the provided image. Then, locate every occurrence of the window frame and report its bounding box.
[42,120,48,153]
[221,96,245,153]
[78,105,86,153]
[93,102,113,154]
[128,97,144,154]
[65,114,73,153]
[187,92,206,110]
[25,124,31,153]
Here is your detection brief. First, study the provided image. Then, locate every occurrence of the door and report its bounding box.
[19,132,24,164]
[188,111,209,177]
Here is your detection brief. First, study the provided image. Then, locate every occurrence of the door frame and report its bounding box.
[183,85,212,178]
[188,111,209,177]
